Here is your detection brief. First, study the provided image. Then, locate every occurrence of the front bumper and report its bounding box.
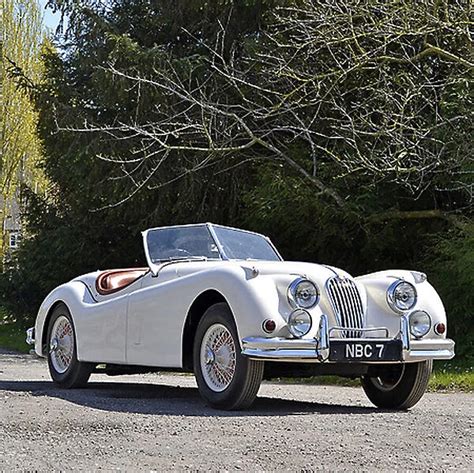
[241,314,455,363]
[26,327,35,346]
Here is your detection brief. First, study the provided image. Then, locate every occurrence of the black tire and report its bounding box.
[361,360,432,409]
[47,303,93,388]
[193,303,264,410]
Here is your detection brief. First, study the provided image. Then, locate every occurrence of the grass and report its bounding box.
[429,361,474,392]
[273,361,474,392]
[0,314,472,391]
[0,308,31,353]
[0,320,31,353]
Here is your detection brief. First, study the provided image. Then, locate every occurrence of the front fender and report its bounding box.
[34,280,95,357]
[183,265,325,346]
[356,270,448,339]
[181,265,284,345]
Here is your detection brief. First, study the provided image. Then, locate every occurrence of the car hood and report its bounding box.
[241,260,352,281]
[172,260,354,295]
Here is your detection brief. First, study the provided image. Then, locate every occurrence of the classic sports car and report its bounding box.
[27,223,454,410]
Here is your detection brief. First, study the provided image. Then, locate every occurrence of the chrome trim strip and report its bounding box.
[206,223,229,261]
[343,279,357,330]
[322,265,339,277]
[329,326,389,337]
[242,349,323,362]
[325,278,343,328]
[242,337,319,351]
[264,236,284,262]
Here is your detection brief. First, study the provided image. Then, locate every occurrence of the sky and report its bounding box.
[38,0,62,32]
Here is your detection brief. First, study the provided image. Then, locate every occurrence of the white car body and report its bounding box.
[27,223,454,409]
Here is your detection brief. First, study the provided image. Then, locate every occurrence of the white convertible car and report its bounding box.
[27,223,454,410]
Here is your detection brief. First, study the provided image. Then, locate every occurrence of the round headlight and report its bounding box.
[409,310,431,338]
[288,278,319,309]
[387,280,417,312]
[288,309,312,337]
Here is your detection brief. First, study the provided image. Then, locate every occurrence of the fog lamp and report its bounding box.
[409,310,431,338]
[288,309,312,338]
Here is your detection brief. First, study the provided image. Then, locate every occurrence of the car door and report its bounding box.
[126,269,187,367]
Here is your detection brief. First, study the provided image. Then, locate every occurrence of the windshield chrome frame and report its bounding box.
[142,222,282,274]
[208,223,283,262]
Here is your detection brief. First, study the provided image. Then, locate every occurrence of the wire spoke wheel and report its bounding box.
[49,315,75,374]
[47,303,93,388]
[194,303,264,409]
[200,323,236,392]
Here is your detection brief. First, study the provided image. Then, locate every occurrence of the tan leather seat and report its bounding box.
[96,268,148,295]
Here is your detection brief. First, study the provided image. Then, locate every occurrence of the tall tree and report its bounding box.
[0,1,273,314]
[0,0,45,262]
[3,0,472,359]
[82,0,472,215]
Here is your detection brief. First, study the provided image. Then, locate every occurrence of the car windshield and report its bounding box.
[145,224,281,262]
[212,226,280,261]
[146,225,220,263]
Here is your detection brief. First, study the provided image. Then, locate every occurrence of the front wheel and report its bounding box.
[361,360,432,409]
[47,303,93,388]
[193,303,264,410]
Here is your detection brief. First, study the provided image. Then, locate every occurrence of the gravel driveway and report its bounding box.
[0,352,472,470]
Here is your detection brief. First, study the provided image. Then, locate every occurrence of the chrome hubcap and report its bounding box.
[200,323,236,392]
[205,348,215,365]
[49,338,59,352]
[49,316,74,374]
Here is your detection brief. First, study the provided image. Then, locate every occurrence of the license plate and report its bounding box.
[329,340,402,362]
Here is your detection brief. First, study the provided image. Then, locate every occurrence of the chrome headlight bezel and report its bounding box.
[287,308,312,338]
[287,278,319,309]
[387,280,417,313]
[409,310,432,338]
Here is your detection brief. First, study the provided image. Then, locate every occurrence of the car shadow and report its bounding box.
[0,379,387,416]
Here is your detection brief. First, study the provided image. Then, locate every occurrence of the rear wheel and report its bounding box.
[47,303,93,388]
[361,360,432,409]
[193,303,264,410]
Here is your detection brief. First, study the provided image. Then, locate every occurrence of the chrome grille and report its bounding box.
[326,277,364,338]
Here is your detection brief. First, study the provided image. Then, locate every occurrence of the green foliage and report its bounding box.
[423,224,474,361]
[242,168,364,267]
[0,1,267,314]
[0,307,30,353]
[0,0,46,262]
[0,0,471,361]
[243,166,449,275]
[276,361,474,392]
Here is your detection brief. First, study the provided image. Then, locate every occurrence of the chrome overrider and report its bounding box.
[241,314,455,363]
[26,327,35,346]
